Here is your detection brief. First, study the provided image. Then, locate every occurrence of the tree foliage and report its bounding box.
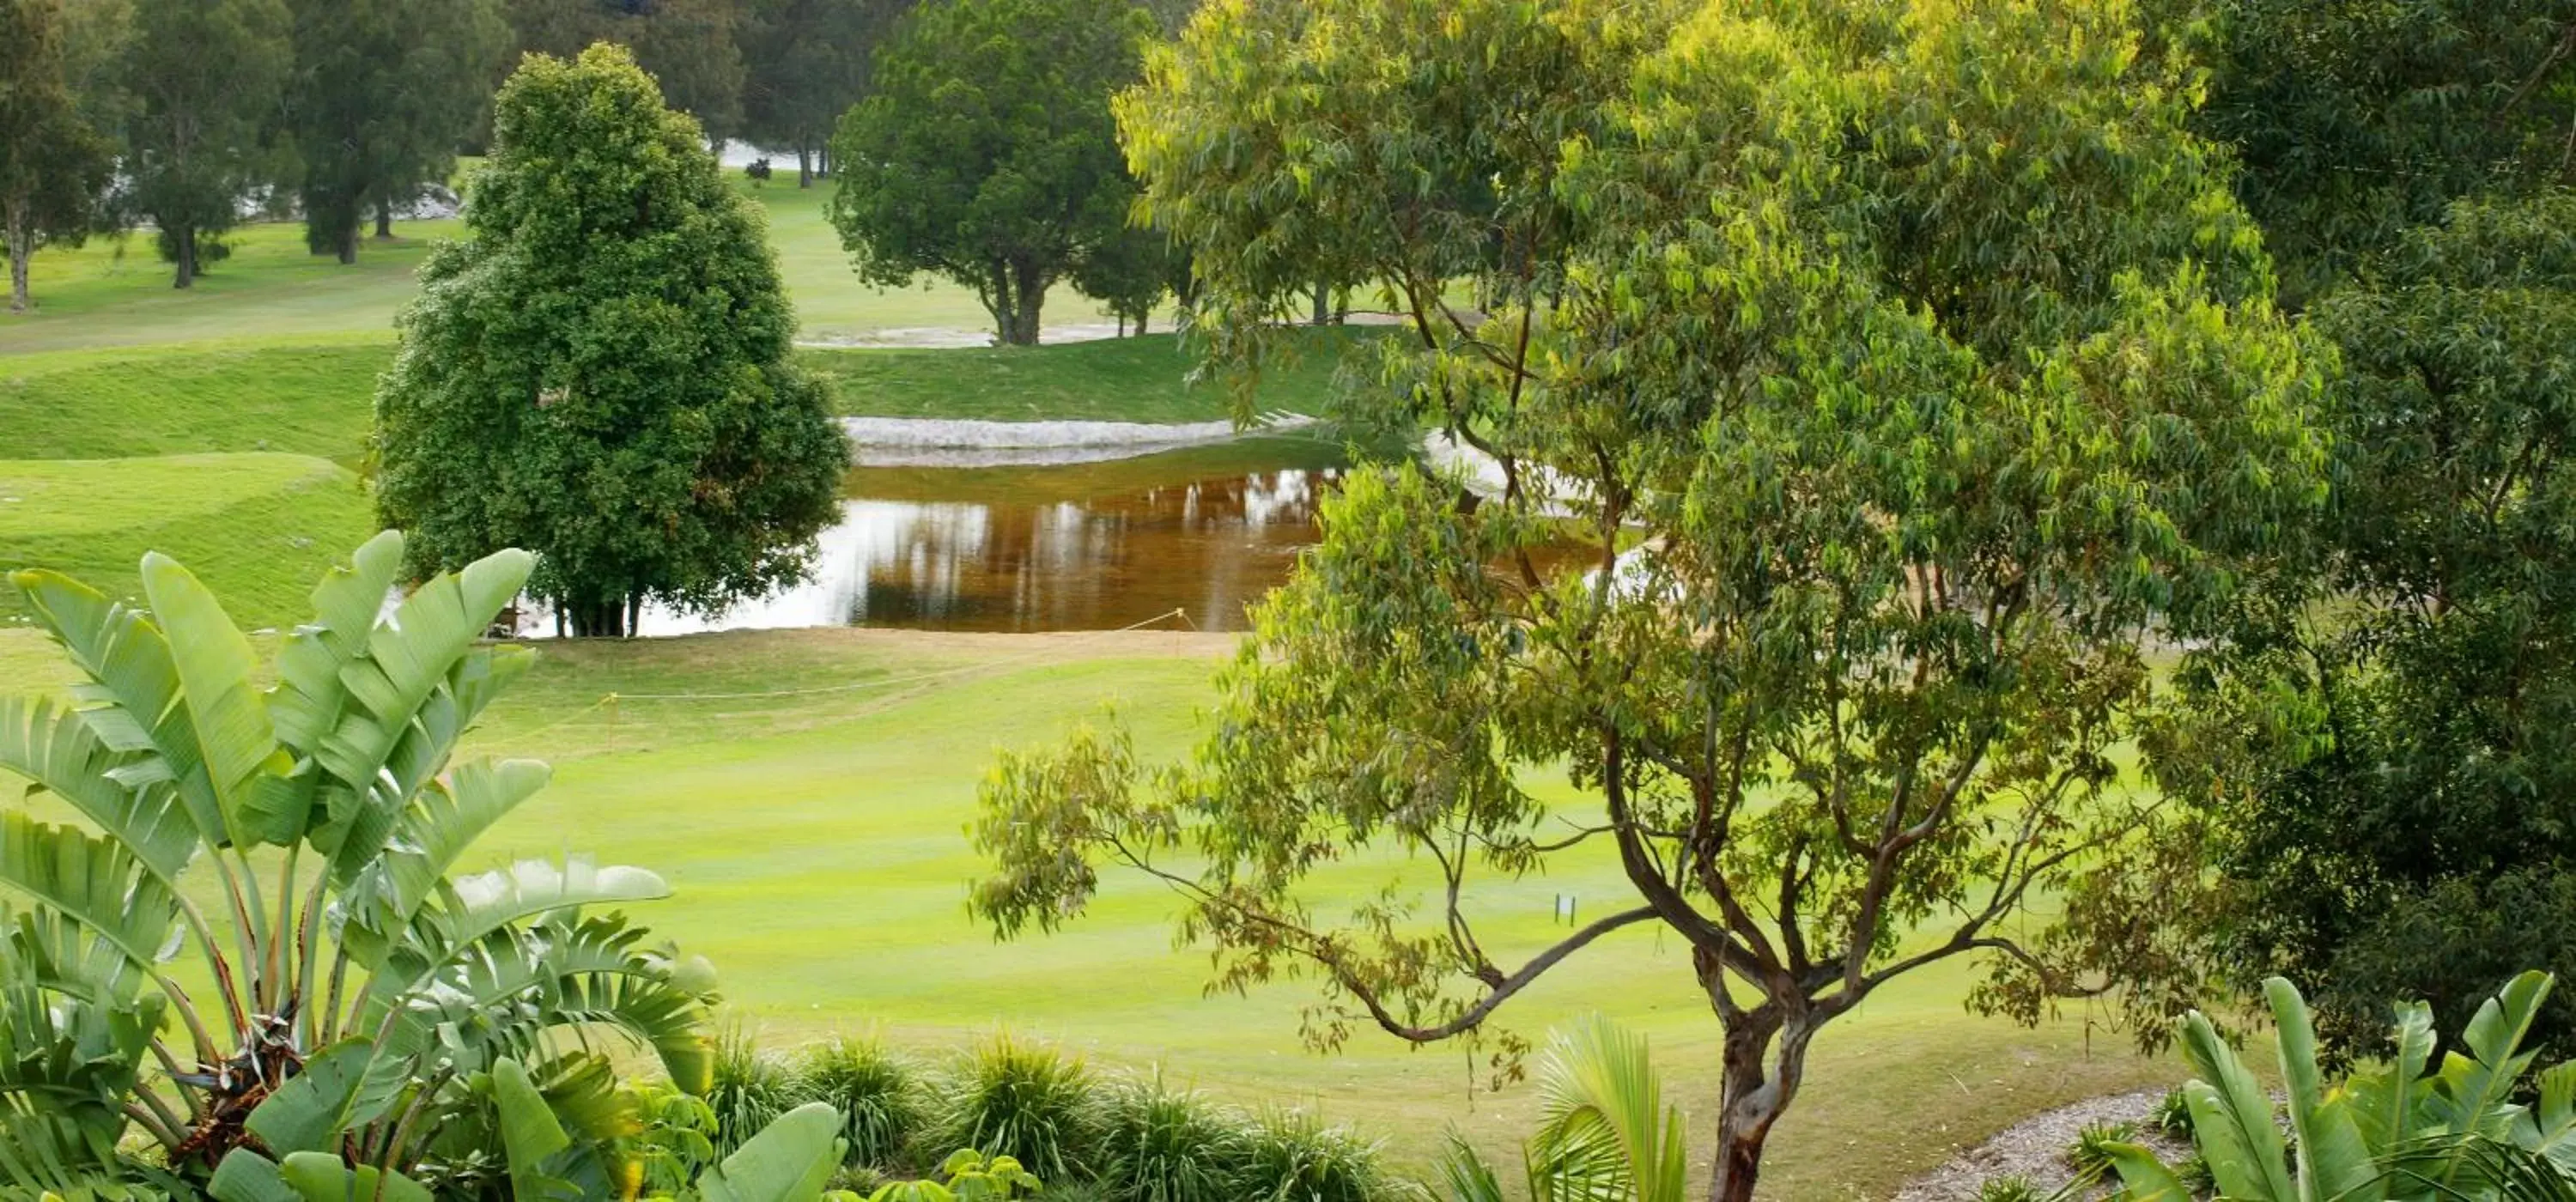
[0,0,118,313]
[283,0,507,262]
[739,0,908,185]
[374,44,847,637]
[505,0,751,144]
[827,0,1155,345]
[2179,0,2576,307]
[972,2,2328,1199]
[2014,0,2576,1065]
[113,0,291,288]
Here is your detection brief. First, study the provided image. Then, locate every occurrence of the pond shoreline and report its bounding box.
[840,412,1321,467]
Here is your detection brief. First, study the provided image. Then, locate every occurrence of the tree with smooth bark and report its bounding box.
[0,0,118,313]
[739,0,907,187]
[826,0,1153,345]
[113,0,289,289]
[969,3,2330,1200]
[283,0,507,263]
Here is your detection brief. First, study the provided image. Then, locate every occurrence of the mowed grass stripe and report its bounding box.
[0,453,374,629]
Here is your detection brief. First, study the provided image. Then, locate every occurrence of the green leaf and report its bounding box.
[0,813,180,978]
[2439,970,2552,1139]
[493,1058,575,1201]
[2178,1005,2294,1202]
[698,1102,846,1202]
[206,1150,293,1202]
[2267,977,2379,1202]
[276,1151,433,1202]
[243,1039,405,1155]
[2351,1002,2436,1152]
[0,696,200,884]
[2102,1142,2195,1202]
[139,552,284,848]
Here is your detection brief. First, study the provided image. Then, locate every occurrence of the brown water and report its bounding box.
[594,437,1346,636]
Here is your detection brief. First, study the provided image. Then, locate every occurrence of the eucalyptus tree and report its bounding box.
[0,0,118,313]
[283,0,507,261]
[970,2,2330,1199]
[115,0,290,288]
[0,533,715,1192]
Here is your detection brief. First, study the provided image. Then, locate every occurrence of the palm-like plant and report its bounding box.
[0,533,716,1191]
[1439,1016,1686,1202]
[2106,971,2576,1202]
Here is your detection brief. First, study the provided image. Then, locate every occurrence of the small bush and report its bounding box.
[2068,1119,2137,1180]
[933,1035,1099,1184]
[2177,1152,2215,1197]
[1975,1174,2040,1202]
[799,1035,926,1170]
[2154,1087,2195,1140]
[626,1079,722,1197]
[708,1024,799,1156]
[1096,1075,1249,1202]
[1237,1109,1399,1202]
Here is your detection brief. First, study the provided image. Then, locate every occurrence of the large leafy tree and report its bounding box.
[283,0,507,263]
[2176,0,2576,308]
[505,0,750,144]
[2012,0,2576,1063]
[0,0,119,314]
[374,44,847,638]
[0,533,715,1193]
[970,2,2328,1199]
[826,0,1154,345]
[114,0,290,288]
[739,0,907,186]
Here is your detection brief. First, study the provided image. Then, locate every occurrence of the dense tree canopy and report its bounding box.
[2182,0,2576,307]
[116,0,291,288]
[374,44,848,637]
[0,0,118,313]
[973,2,2328,1199]
[505,0,750,143]
[739,0,907,185]
[828,0,1155,345]
[284,0,507,262]
[2007,0,2576,1063]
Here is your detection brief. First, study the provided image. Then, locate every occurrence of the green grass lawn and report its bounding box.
[3,331,1358,467]
[0,182,1120,356]
[0,623,2175,1200]
[0,454,374,630]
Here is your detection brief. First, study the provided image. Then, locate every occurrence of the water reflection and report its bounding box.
[567,438,1346,636]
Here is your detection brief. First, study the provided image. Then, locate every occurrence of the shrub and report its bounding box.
[933,1036,1099,1184]
[624,1078,722,1198]
[2153,1087,2195,1141]
[1095,1075,1249,1202]
[1238,1110,1398,1202]
[1974,1174,2040,1202]
[2069,1120,2137,1180]
[708,1024,799,1156]
[799,1035,927,1170]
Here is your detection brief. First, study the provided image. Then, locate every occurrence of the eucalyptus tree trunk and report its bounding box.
[4,200,31,313]
[173,223,197,288]
[374,198,394,239]
[797,145,813,187]
[1709,1003,1818,1202]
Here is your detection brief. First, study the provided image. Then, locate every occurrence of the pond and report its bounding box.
[520,436,1348,637]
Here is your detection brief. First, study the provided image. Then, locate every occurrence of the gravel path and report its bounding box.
[1893,1088,2190,1202]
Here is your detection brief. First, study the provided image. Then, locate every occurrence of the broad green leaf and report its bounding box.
[243,1039,404,1155]
[2103,1142,2196,1202]
[276,1151,433,1202]
[493,1058,575,1201]
[2351,1001,2436,1152]
[206,1149,292,1202]
[2439,970,2552,1138]
[699,1102,845,1202]
[2178,1006,2294,1202]
[11,571,230,850]
[0,813,180,977]
[139,553,285,849]
[0,697,200,883]
[2269,977,2379,1202]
